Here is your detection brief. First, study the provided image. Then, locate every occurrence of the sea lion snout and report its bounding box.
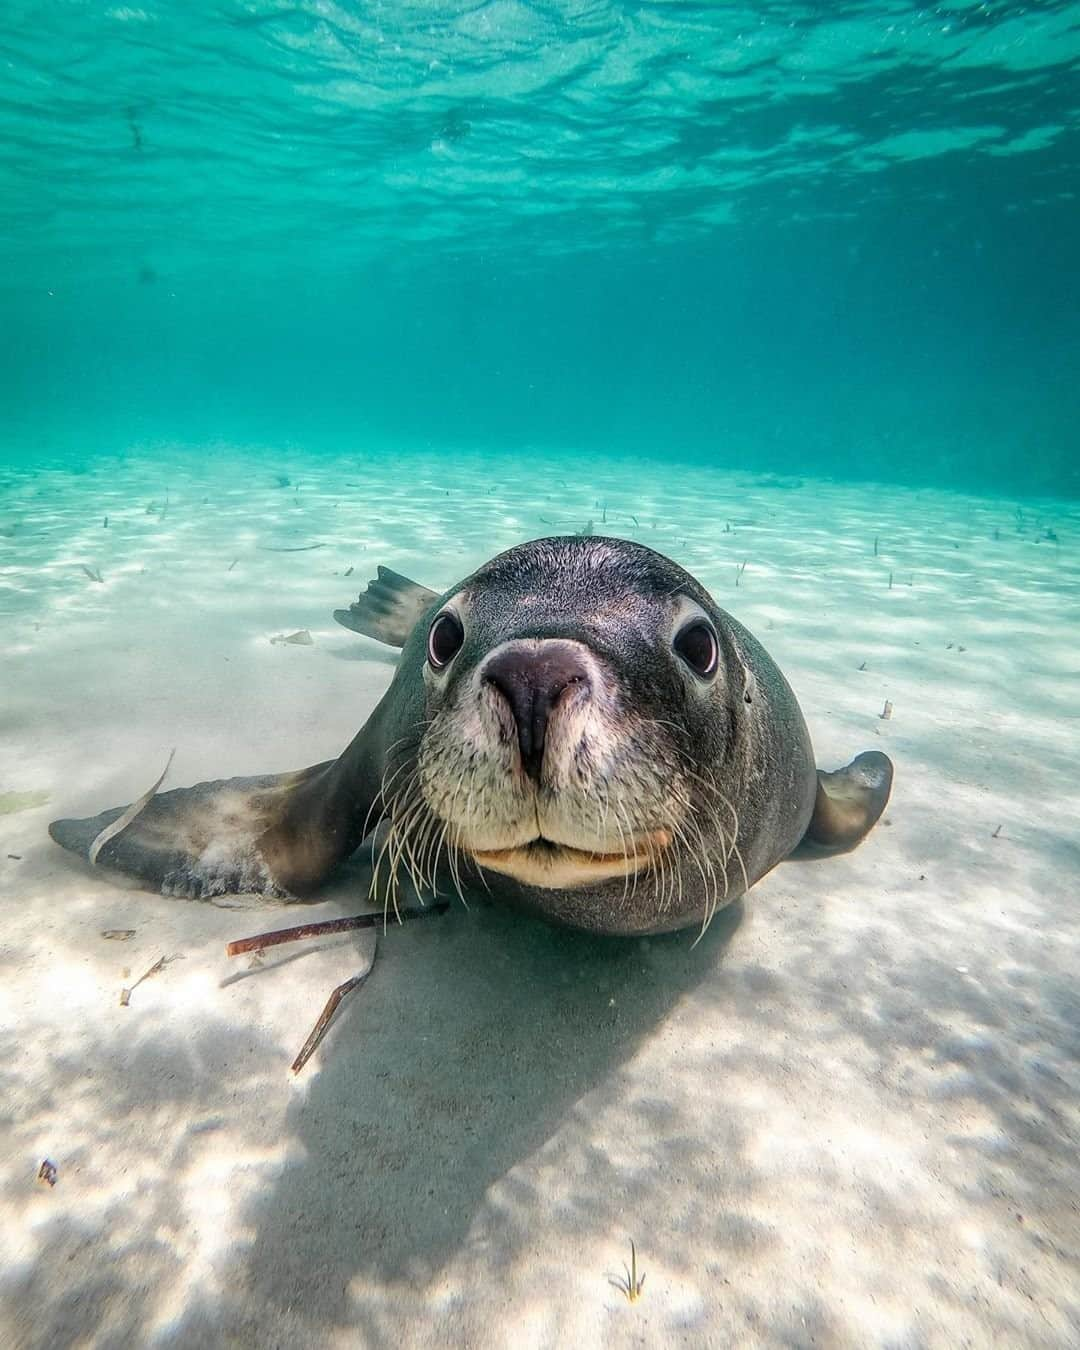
[481,640,592,781]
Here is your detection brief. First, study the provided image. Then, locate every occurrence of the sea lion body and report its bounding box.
[50,538,892,937]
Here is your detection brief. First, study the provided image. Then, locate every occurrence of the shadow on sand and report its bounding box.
[4,895,743,1347]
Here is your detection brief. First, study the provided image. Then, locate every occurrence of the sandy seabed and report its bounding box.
[1,446,1077,1348]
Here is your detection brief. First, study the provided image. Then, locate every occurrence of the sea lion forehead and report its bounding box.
[460,536,700,610]
[446,538,695,646]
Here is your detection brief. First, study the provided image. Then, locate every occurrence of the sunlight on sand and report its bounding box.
[1,445,1077,1346]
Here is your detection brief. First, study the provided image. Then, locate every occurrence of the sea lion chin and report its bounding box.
[49,536,893,938]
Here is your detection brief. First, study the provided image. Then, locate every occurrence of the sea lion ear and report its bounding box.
[48,721,386,900]
[792,750,894,858]
[334,566,439,649]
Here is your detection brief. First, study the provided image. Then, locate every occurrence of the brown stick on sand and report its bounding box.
[226,902,450,1073]
[290,973,370,1073]
[225,902,449,958]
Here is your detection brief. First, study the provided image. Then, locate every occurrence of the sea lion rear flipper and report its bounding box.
[334,566,438,648]
[792,750,894,858]
[49,718,387,899]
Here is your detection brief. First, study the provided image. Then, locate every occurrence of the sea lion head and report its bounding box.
[385,536,761,934]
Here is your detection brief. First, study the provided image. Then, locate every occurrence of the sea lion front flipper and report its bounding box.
[49,718,388,899]
[334,566,439,649]
[792,750,894,858]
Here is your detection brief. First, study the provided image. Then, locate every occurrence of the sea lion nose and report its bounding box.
[482,642,591,781]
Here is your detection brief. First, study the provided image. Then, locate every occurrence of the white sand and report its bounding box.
[1,448,1077,1347]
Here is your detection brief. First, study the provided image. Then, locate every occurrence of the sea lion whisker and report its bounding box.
[416,810,446,896]
[637,715,693,751]
[370,776,425,925]
[443,823,469,908]
[659,792,718,938]
[700,835,728,940]
[367,747,422,840]
[680,762,747,894]
[645,831,663,911]
[427,764,477,905]
[378,746,421,804]
[597,787,627,902]
[372,825,404,926]
[427,818,449,897]
[419,764,471,907]
[600,787,632,906]
[702,775,749,896]
[389,783,439,904]
[382,732,419,762]
[382,765,419,824]
[442,756,474,834]
[413,792,449,897]
[368,832,400,928]
[381,732,423,775]
[590,784,613,864]
[732,843,748,899]
[643,805,675,914]
[470,835,493,895]
[693,766,741,852]
[412,822,443,902]
[613,798,641,902]
[438,759,475,838]
[398,807,433,902]
[383,814,418,925]
[689,852,717,942]
[654,828,674,914]
[670,817,705,930]
[669,825,686,915]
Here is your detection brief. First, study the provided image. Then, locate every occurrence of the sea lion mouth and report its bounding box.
[468,829,674,888]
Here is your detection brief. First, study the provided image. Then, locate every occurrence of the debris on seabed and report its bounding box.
[120,953,183,1007]
[609,1240,646,1304]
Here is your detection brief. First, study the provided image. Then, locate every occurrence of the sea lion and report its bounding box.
[49,537,893,937]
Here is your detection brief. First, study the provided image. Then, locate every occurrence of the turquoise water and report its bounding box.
[2,2,1078,494]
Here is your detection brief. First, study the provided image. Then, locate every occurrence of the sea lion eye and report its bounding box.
[427,612,464,669]
[674,621,718,679]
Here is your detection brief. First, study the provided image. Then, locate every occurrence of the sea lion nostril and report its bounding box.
[482,644,591,780]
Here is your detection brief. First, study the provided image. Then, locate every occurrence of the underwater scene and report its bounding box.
[2,3,1078,1346]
